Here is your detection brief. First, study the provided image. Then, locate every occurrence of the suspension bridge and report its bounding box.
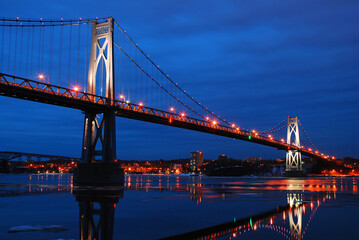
[0,17,334,176]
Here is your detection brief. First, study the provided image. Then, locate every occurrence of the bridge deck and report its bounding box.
[0,73,326,160]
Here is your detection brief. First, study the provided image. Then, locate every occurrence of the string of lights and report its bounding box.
[259,119,286,134]
[0,17,105,27]
[298,120,318,152]
[114,42,206,120]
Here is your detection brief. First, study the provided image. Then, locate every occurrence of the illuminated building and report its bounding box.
[218,154,227,162]
[190,151,203,172]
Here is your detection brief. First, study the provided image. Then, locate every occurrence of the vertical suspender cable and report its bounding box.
[19,24,24,75]
[38,23,42,74]
[49,24,54,83]
[7,26,12,73]
[30,26,34,77]
[40,24,45,75]
[76,20,81,86]
[25,25,30,77]
[13,22,18,74]
[68,24,72,88]
[58,21,63,86]
[84,22,89,92]
[0,23,4,72]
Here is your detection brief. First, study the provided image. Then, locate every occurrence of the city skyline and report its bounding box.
[1,0,358,160]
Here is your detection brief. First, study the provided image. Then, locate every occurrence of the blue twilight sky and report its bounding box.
[0,0,358,160]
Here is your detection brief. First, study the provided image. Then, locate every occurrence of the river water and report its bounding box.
[0,174,358,239]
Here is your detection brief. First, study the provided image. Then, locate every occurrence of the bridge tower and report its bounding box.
[82,17,116,164]
[286,116,302,173]
[74,17,123,185]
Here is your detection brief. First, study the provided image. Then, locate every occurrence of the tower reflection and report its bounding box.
[73,187,124,240]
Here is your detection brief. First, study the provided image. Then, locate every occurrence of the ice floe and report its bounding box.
[8,225,68,233]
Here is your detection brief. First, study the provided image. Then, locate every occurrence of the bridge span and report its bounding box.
[0,73,326,161]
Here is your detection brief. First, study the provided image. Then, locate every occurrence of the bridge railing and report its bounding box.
[0,73,328,160]
[0,73,108,105]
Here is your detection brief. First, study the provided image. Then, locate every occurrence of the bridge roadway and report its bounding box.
[0,151,80,161]
[0,73,326,160]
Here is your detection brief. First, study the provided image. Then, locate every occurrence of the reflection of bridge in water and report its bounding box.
[1,174,347,239]
[69,175,337,240]
[161,192,330,240]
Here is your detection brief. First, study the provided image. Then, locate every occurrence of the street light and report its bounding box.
[38,74,45,82]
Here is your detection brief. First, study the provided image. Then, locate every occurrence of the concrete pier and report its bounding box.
[73,162,124,186]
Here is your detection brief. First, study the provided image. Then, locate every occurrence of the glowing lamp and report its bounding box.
[212,121,217,125]
[38,74,44,79]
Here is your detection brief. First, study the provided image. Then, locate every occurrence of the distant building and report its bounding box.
[173,164,182,174]
[245,157,262,163]
[190,151,203,172]
[218,154,227,162]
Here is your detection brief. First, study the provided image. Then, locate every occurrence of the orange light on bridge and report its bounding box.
[231,124,235,128]
[73,86,79,92]
[181,113,185,117]
[38,74,45,80]
[309,148,312,151]
[170,107,174,112]
[281,138,285,143]
[139,102,143,107]
[331,156,335,160]
[119,94,125,99]
[212,121,217,125]
[205,117,210,121]
[236,127,240,131]
[252,130,256,133]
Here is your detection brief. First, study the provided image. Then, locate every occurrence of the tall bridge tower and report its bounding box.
[286,116,303,173]
[74,17,123,186]
[82,17,116,164]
